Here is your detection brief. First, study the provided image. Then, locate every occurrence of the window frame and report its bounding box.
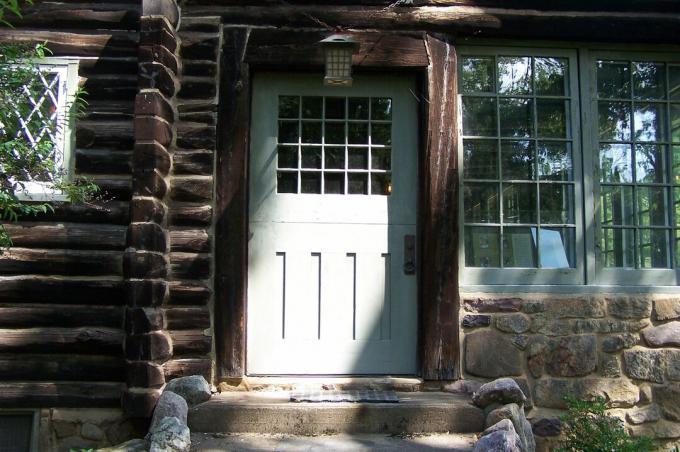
[457,46,585,285]
[458,44,680,287]
[12,57,79,202]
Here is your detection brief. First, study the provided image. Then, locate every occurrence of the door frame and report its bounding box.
[213,28,460,381]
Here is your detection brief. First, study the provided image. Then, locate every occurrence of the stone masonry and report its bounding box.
[462,294,680,444]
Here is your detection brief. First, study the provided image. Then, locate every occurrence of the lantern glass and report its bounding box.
[324,46,354,86]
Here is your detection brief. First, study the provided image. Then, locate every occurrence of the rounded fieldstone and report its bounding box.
[654,299,680,321]
[653,384,680,422]
[474,419,522,452]
[472,378,527,408]
[147,416,190,452]
[465,331,522,378]
[607,296,652,319]
[164,375,211,407]
[486,403,535,452]
[150,391,188,432]
[601,333,639,353]
[81,422,104,441]
[496,314,531,334]
[626,405,661,425]
[532,418,562,437]
[642,321,680,348]
[545,335,597,377]
[623,349,665,383]
[462,314,491,329]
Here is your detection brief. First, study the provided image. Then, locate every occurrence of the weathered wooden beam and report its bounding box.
[0,382,124,408]
[170,228,211,253]
[0,355,125,382]
[184,5,680,43]
[170,176,214,202]
[76,120,135,149]
[165,307,211,330]
[0,327,124,354]
[0,248,122,276]
[76,149,132,174]
[0,306,123,328]
[420,34,459,380]
[246,30,429,68]
[169,330,212,355]
[164,358,211,381]
[3,223,127,250]
[169,203,213,226]
[168,281,211,305]
[15,2,140,30]
[170,252,211,279]
[0,29,138,57]
[172,150,214,176]
[214,27,250,379]
[0,277,125,305]
[31,200,130,225]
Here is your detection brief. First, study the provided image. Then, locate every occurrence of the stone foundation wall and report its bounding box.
[461,294,680,445]
[39,408,136,452]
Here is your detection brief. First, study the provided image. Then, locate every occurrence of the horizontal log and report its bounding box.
[185,0,680,12]
[3,222,126,250]
[0,382,124,408]
[91,176,133,201]
[176,123,217,150]
[82,100,135,121]
[180,34,220,60]
[0,355,125,382]
[82,74,137,101]
[0,327,124,354]
[170,228,211,252]
[170,176,214,202]
[76,149,132,174]
[164,358,211,381]
[177,98,218,114]
[0,29,138,58]
[77,120,134,149]
[78,57,138,76]
[179,76,217,99]
[0,306,123,328]
[178,111,217,126]
[165,307,211,330]
[170,252,211,279]
[169,203,213,226]
[15,2,140,29]
[0,248,122,276]
[168,281,211,305]
[184,5,680,42]
[182,60,218,77]
[247,30,429,68]
[32,200,130,225]
[169,330,212,356]
[0,276,125,305]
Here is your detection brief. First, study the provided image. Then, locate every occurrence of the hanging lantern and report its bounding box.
[320,34,359,87]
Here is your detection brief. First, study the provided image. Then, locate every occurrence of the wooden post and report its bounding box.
[420,33,460,380]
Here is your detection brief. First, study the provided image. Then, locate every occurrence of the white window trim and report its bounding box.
[12,58,79,202]
[458,45,680,287]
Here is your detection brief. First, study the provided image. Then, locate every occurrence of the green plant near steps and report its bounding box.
[556,396,656,452]
[0,1,99,253]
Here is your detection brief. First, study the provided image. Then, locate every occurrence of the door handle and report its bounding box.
[404,234,416,275]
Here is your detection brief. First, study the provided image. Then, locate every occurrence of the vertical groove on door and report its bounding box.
[381,253,392,340]
[277,252,286,339]
[312,252,322,339]
[348,252,357,340]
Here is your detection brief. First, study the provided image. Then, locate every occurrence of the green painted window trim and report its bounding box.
[457,45,680,287]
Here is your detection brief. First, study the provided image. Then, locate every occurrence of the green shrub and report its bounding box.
[556,396,656,452]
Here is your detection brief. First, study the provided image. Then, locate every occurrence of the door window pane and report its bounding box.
[535,58,568,96]
[498,57,532,95]
[500,98,533,138]
[464,140,498,179]
[461,57,495,93]
[503,183,536,223]
[463,97,497,137]
[501,141,534,180]
[597,61,631,99]
[465,226,500,267]
[464,183,499,223]
[538,142,572,181]
[503,227,537,267]
[633,62,665,100]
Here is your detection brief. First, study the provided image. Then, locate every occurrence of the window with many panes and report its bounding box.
[459,46,680,285]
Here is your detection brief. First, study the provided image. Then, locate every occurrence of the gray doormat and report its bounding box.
[290,390,399,403]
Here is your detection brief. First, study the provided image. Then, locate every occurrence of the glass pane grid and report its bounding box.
[276,95,392,195]
[461,54,575,269]
[596,59,677,269]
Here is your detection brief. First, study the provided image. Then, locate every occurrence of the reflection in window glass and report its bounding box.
[596,60,676,268]
[460,54,576,269]
[276,95,391,195]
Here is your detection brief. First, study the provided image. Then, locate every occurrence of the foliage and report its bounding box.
[556,396,656,452]
[0,6,99,253]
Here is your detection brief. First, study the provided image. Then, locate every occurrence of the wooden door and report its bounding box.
[247,73,418,374]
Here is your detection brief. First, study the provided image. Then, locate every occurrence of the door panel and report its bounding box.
[247,73,418,375]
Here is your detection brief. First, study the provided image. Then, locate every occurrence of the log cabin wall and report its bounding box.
[0,0,139,410]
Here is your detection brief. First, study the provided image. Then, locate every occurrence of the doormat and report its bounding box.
[290,390,399,403]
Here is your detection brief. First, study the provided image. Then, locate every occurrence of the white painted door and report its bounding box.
[247,73,418,375]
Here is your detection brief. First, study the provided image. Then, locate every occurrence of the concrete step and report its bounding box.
[188,392,485,435]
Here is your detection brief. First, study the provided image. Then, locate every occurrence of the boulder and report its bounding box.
[653,384,680,422]
[465,331,522,378]
[474,419,522,452]
[164,375,211,407]
[150,391,188,432]
[443,379,482,395]
[472,378,526,408]
[626,405,661,425]
[654,299,680,321]
[545,335,597,377]
[486,403,535,452]
[147,417,190,452]
[496,314,531,334]
[642,321,680,348]
[532,418,562,437]
[623,349,665,383]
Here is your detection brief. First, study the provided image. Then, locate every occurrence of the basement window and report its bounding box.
[459,46,680,286]
[0,411,38,452]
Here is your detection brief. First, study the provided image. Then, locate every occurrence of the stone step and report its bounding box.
[188,392,485,435]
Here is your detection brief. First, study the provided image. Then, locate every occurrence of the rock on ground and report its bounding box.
[472,378,526,408]
[148,416,190,452]
[486,403,535,452]
[165,375,212,407]
[150,391,188,431]
[97,438,148,452]
[474,420,522,452]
